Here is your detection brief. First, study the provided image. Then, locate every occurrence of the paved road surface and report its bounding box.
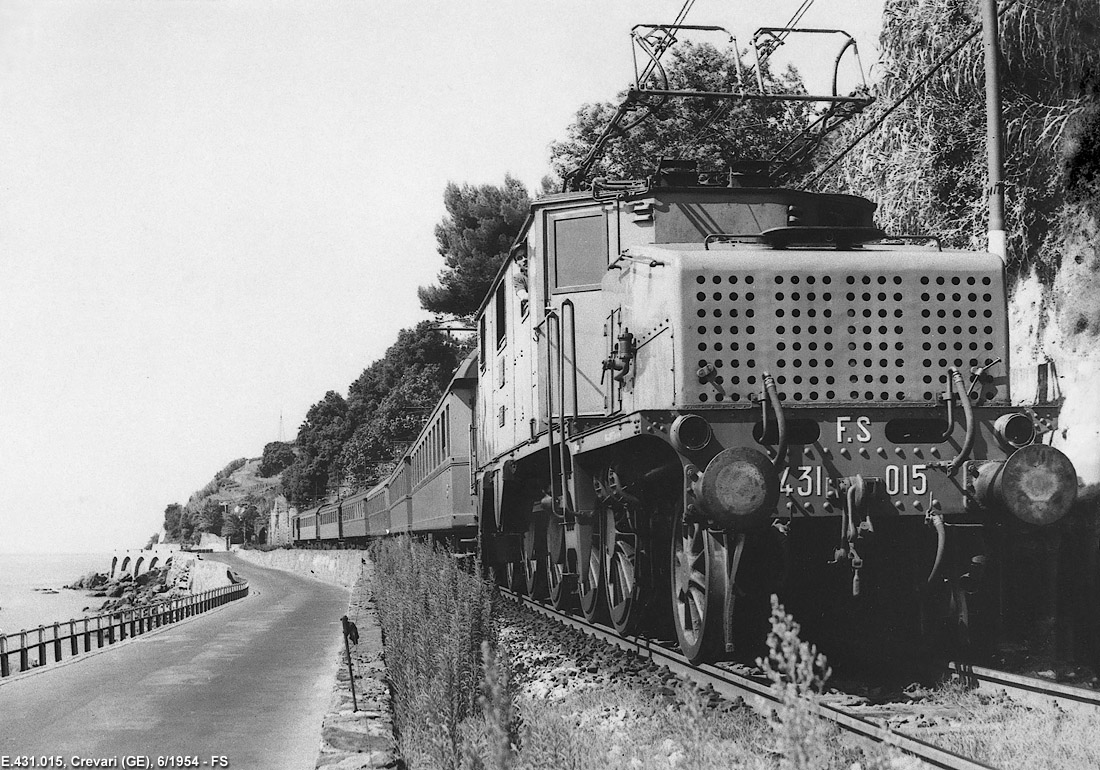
[0,554,349,770]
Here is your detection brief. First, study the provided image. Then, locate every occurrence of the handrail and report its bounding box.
[0,581,249,678]
[560,299,580,428]
[536,310,562,515]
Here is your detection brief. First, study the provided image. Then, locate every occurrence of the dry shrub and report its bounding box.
[370,537,516,770]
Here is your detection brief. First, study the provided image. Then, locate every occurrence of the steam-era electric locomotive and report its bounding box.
[294,24,1078,664]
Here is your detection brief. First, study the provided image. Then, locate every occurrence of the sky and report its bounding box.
[0,0,884,553]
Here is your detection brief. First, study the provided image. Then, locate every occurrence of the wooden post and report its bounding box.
[342,618,358,712]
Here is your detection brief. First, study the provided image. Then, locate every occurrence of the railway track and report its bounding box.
[501,589,996,770]
[947,661,1100,713]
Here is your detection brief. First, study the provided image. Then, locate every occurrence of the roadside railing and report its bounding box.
[0,581,249,678]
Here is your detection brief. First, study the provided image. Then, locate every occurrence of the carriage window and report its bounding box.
[479,315,487,369]
[553,214,608,290]
[495,284,506,347]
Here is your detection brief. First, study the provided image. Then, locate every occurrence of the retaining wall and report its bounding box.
[167,553,237,593]
[234,549,364,589]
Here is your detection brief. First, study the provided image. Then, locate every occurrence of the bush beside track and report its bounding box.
[369,538,912,770]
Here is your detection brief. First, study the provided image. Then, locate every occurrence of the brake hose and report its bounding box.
[947,368,975,476]
[762,373,788,470]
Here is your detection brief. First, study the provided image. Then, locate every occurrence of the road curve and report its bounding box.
[0,553,350,770]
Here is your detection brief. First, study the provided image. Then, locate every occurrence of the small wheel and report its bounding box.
[671,517,727,663]
[579,512,608,623]
[546,518,575,611]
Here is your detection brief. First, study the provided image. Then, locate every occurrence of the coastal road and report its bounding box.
[0,554,349,770]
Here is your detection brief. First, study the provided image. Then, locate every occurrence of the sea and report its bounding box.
[0,552,114,636]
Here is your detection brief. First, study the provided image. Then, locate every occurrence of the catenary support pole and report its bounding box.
[982,0,1007,261]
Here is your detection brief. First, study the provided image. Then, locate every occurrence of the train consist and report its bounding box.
[294,24,1078,663]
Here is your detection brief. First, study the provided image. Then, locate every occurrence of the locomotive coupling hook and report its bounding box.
[925,513,946,586]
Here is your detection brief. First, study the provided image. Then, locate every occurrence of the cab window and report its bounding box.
[551,213,608,291]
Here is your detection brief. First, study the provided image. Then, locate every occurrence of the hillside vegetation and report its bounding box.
[163,456,283,545]
[813,0,1100,484]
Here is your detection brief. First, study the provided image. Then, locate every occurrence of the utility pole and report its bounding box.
[982,0,1007,261]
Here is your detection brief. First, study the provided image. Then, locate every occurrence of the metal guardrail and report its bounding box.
[0,582,249,678]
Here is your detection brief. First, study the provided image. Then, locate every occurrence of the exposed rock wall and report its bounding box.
[167,553,236,593]
[234,549,364,589]
[1011,263,1100,489]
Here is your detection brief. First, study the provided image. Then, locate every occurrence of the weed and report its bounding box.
[758,594,835,770]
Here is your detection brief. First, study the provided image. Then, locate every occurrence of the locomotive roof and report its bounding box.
[474,182,879,319]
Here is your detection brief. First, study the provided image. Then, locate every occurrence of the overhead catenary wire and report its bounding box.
[802,0,1022,188]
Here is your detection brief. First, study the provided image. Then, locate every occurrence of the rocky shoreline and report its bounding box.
[65,565,183,614]
[60,552,240,618]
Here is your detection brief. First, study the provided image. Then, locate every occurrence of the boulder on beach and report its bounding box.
[65,571,109,590]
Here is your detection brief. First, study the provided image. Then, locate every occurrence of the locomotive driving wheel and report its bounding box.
[578,511,608,623]
[504,559,526,594]
[603,499,671,637]
[546,516,575,611]
[671,516,728,663]
[523,516,548,600]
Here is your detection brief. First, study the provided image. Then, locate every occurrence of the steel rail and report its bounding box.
[948,661,1100,713]
[502,589,994,770]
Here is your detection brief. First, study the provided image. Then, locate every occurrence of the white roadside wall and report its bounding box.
[234,549,364,589]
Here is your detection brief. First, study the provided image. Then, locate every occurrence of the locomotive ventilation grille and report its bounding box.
[689,272,1003,405]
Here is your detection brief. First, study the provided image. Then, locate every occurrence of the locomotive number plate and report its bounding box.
[780,464,929,497]
[780,465,825,497]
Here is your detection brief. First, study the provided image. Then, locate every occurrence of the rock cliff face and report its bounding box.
[1010,205,1100,490]
[168,553,238,593]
